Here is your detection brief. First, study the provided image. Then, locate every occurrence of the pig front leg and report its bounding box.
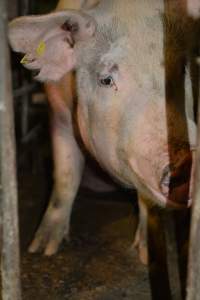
[132,195,149,265]
[29,82,85,256]
[29,113,84,255]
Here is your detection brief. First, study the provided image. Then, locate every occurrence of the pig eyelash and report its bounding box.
[98,75,118,91]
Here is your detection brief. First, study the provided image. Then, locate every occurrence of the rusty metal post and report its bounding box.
[0,0,22,300]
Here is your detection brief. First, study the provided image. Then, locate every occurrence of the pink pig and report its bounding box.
[9,0,198,263]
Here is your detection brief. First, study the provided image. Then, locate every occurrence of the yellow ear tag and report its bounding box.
[36,41,46,57]
[20,55,29,65]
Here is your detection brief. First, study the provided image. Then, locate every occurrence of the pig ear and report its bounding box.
[8,10,96,82]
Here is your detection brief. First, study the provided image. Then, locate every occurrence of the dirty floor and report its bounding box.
[17,142,151,300]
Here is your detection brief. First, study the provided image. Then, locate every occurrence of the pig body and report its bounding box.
[9,0,197,260]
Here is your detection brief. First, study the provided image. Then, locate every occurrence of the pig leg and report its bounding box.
[132,195,149,265]
[29,82,85,256]
[29,113,84,256]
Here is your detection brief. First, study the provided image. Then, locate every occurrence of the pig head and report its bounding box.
[9,0,197,208]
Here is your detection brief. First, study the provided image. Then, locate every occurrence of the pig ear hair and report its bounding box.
[8,10,96,82]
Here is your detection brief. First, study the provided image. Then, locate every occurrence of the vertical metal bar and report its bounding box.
[19,0,30,139]
[186,1,200,299]
[20,0,30,14]
[173,1,200,299]
[163,1,188,297]
[187,106,200,300]
[21,89,29,137]
[0,1,22,300]
[163,212,182,300]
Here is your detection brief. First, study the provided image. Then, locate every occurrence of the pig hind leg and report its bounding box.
[29,111,84,256]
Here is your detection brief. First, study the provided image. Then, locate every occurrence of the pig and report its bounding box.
[9,0,197,263]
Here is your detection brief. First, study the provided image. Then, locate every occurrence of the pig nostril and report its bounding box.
[61,20,79,33]
[160,164,175,194]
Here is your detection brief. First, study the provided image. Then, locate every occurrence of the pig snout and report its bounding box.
[159,151,193,208]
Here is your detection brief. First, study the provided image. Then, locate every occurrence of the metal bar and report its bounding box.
[19,0,31,138]
[163,1,187,298]
[21,124,41,144]
[147,207,172,300]
[186,100,200,300]
[21,82,29,138]
[13,83,37,98]
[186,1,200,299]
[163,212,182,300]
[0,1,22,300]
[20,0,30,15]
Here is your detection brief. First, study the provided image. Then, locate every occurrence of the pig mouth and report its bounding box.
[159,152,193,208]
[129,149,194,208]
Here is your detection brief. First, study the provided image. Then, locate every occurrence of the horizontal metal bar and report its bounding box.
[13,83,37,98]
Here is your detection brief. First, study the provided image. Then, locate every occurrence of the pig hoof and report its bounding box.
[132,230,148,265]
[137,244,148,265]
[28,216,69,255]
[29,238,61,256]
[130,241,148,266]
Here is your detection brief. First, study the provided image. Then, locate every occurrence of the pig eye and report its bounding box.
[99,75,115,88]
